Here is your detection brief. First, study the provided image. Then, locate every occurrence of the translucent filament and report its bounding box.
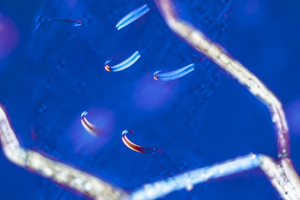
[81,111,102,135]
[121,130,156,154]
[116,4,150,30]
[104,51,141,72]
[153,63,195,81]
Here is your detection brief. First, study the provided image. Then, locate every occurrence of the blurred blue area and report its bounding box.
[0,0,299,199]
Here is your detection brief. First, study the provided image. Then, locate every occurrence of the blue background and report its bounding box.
[0,0,300,199]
